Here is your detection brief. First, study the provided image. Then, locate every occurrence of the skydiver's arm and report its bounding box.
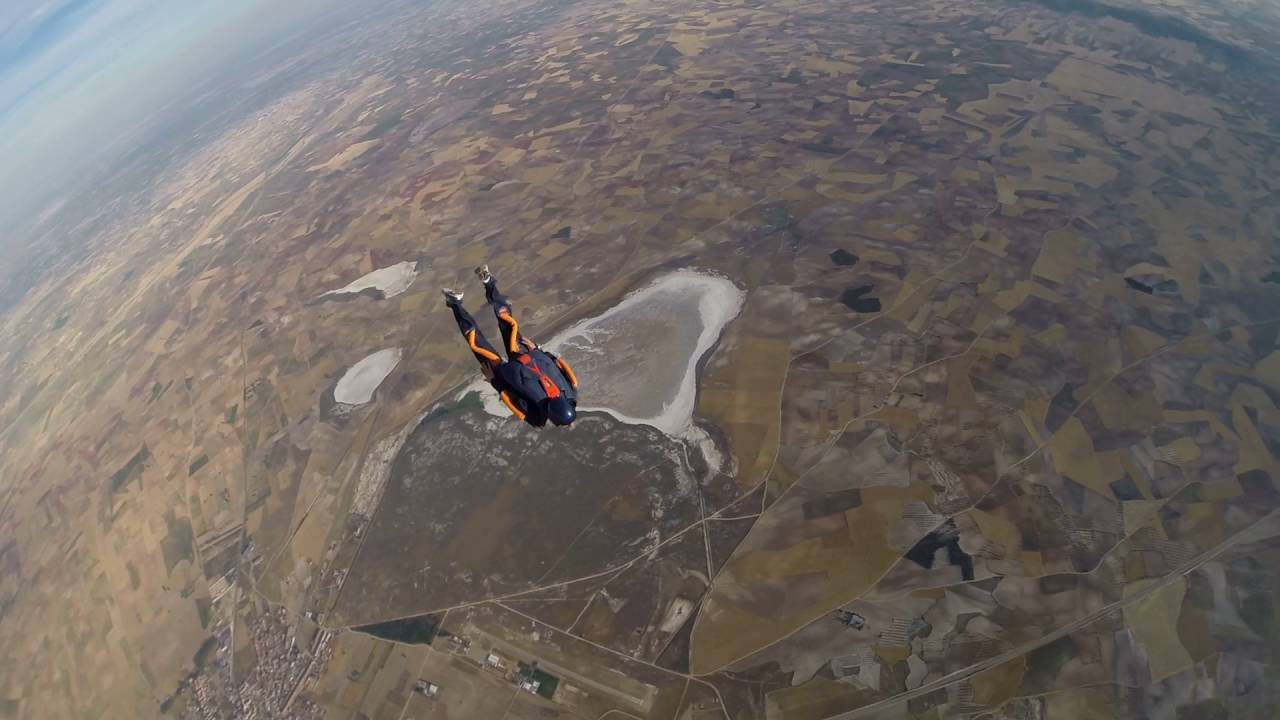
[555,356,579,389]
[499,390,526,421]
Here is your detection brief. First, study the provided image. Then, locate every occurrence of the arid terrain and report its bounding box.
[1,0,1279,718]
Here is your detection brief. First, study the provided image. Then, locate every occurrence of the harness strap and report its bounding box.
[518,354,562,399]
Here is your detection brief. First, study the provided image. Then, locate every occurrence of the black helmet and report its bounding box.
[546,397,577,426]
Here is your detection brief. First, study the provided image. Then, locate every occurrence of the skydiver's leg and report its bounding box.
[480,267,513,316]
[477,268,529,359]
[445,294,502,370]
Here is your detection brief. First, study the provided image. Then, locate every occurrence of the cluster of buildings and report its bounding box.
[435,633,563,703]
[183,607,333,720]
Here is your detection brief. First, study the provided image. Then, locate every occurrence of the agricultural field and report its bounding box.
[0,0,1278,718]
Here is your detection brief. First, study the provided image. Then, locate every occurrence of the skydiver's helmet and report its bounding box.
[546,397,577,427]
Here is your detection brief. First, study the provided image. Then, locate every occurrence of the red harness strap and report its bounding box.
[517,354,562,399]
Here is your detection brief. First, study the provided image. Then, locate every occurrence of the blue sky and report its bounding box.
[0,0,346,237]
[0,0,114,119]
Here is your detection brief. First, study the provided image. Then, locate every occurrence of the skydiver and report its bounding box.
[442,266,579,427]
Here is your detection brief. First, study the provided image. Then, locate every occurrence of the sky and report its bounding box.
[0,0,350,249]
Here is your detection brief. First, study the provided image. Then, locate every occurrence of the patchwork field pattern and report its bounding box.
[0,0,1278,718]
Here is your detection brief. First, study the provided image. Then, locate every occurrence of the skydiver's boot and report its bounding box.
[474,265,493,286]
[441,288,465,305]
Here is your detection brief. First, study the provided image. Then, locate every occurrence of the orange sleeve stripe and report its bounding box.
[498,313,521,354]
[467,330,501,363]
[556,357,579,388]
[499,391,526,421]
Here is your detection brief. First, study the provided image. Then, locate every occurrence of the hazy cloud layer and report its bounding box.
[0,0,349,244]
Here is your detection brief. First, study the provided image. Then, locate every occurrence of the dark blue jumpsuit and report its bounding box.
[448,277,578,427]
